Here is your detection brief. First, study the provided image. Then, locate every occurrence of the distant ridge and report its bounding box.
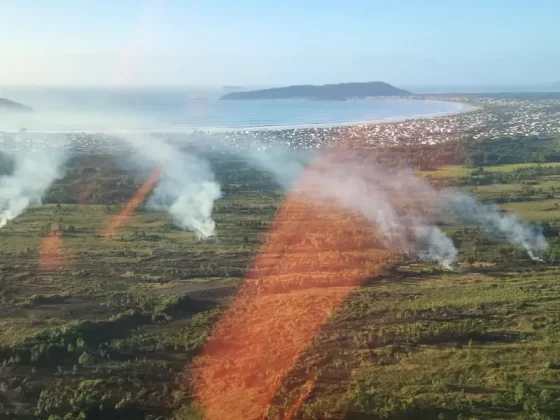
[0,98,33,112]
[221,82,411,100]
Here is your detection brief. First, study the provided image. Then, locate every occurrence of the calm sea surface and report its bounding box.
[0,87,467,132]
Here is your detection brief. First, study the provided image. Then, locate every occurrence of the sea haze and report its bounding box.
[0,87,467,132]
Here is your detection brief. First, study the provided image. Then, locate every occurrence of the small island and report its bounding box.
[220,81,411,100]
[0,98,33,112]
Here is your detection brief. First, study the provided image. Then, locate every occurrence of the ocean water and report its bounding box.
[0,87,467,132]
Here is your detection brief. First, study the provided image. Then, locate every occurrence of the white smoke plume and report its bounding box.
[243,146,313,189]
[300,152,458,267]
[0,149,66,228]
[414,226,458,269]
[123,136,221,239]
[241,147,548,267]
[243,148,458,267]
[120,135,547,266]
[445,192,548,261]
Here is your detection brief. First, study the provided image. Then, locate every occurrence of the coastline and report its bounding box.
[2,99,479,135]
[190,99,479,133]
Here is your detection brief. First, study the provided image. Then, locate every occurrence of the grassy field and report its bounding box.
[422,162,560,179]
[278,268,560,419]
[0,152,560,419]
[0,189,275,419]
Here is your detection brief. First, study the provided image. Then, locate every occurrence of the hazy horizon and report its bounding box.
[2,1,560,87]
[2,83,559,95]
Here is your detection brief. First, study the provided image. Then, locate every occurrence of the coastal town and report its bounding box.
[2,95,560,152]
[197,95,560,150]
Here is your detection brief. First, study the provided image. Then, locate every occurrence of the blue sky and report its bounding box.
[1,0,559,86]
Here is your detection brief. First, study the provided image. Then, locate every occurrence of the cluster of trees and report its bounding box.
[372,135,560,172]
[375,141,464,170]
[0,291,213,368]
[458,168,560,190]
[0,310,147,367]
[464,136,560,167]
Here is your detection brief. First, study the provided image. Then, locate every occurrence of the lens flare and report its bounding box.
[192,149,399,420]
[104,167,161,238]
[38,231,70,272]
[78,178,97,204]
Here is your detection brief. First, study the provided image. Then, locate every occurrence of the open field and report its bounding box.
[422,162,560,180]
[274,267,560,419]
[1,141,560,419]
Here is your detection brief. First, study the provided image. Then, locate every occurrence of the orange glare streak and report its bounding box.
[38,174,100,272]
[78,179,97,204]
[193,149,398,420]
[38,232,71,272]
[104,167,161,238]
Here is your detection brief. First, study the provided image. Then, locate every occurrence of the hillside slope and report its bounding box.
[221,81,411,100]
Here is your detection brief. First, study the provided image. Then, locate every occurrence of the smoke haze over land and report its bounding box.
[446,192,548,261]
[241,147,547,267]
[253,150,459,267]
[0,131,548,264]
[0,148,66,228]
[123,135,222,239]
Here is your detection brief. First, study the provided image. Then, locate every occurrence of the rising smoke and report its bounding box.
[0,130,547,266]
[445,192,548,261]
[123,135,222,239]
[291,151,459,267]
[240,147,547,267]
[241,148,458,266]
[243,146,314,189]
[0,148,66,228]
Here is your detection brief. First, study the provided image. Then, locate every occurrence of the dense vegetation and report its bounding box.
[1,135,560,419]
[376,135,560,174]
[463,137,560,167]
